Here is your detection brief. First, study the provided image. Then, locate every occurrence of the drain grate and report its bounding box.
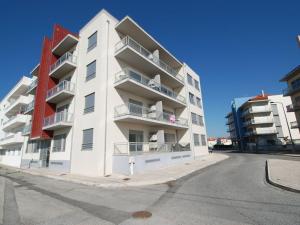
[132,211,152,219]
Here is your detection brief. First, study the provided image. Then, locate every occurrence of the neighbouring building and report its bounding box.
[226,92,300,151]
[0,76,35,167]
[0,9,208,176]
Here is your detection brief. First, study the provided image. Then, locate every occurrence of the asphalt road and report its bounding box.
[0,152,299,225]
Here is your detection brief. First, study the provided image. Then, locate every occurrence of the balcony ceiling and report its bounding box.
[115,16,182,69]
[52,34,79,56]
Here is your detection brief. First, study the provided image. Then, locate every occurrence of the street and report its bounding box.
[0,152,300,225]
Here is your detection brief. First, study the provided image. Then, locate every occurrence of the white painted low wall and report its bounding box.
[113,151,193,175]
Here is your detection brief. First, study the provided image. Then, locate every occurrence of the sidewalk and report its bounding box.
[266,159,300,193]
[2,153,228,188]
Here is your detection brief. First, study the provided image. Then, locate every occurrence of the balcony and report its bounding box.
[114,142,190,155]
[22,123,32,136]
[23,100,35,115]
[26,79,38,95]
[115,68,186,108]
[287,103,300,112]
[0,133,24,147]
[49,52,77,79]
[2,114,30,132]
[115,36,184,88]
[43,111,73,130]
[243,117,274,127]
[114,103,188,129]
[226,117,234,125]
[4,96,31,117]
[244,128,277,136]
[283,83,300,96]
[52,34,78,56]
[46,81,75,103]
[291,121,300,129]
[241,106,272,117]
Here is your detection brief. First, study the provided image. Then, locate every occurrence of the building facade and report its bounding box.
[226,93,300,151]
[0,76,35,167]
[0,9,208,176]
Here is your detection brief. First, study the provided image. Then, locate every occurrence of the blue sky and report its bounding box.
[1,0,300,137]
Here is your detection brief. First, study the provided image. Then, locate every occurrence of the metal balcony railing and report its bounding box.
[114,103,188,127]
[241,106,272,117]
[43,111,73,128]
[283,84,300,96]
[27,79,38,92]
[22,123,32,135]
[46,80,75,99]
[49,52,77,73]
[114,142,191,155]
[115,69,186,104]
[115,36,184,82]
[23,100,35,113]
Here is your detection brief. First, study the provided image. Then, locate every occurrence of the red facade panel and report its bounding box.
[30,25,75,140]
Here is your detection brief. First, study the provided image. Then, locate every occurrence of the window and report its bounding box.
[191,113,197,124]
[82,128,93,150]
[191,113,204,126]
[187,74,193,85]
[53,134,66,152]
[87,32,97,51]
[189,92,195,105]
[198,115,204,126]
[196,97,202,108]
[86,60,96,81]
[26,141,39,153]
[84,93,95,114]
[194,79,200,90]
[193,134,200,146]
[164,133,176,143]
[201,135,207,146]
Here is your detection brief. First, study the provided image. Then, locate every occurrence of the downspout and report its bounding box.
[103,19,110,176]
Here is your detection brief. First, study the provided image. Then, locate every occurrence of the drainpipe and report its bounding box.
[103,19,110,176]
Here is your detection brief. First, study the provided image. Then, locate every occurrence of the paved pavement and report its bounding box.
[0,152,299,225]
[11,153,228,187]
[267,159,300,192]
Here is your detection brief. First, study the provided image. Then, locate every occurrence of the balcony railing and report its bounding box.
[3,115,19,126]
[46,80,75,100]
[291,121,300,129]
[243,117,274,126]
[27,79,38,93]
[43,111,73,128]
[114,103,188,127]
[22,123,32,135]
[241,106,272,117]
[23,100,35,113]
[115,36,184,82]
[49,52,77,73]
[114,142,191,155]
[283,84,300,96]
[244,128,277,136]
[115,69,186,104]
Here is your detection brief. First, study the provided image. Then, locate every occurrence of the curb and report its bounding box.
[1,154,229,188]
[265,160,300,194]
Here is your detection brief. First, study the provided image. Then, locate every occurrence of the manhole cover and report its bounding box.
[132,211,152,219]
[123,178,130,181]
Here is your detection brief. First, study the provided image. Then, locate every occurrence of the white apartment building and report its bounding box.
[0,9,208,176]
[0,76,35,167]
[240,94,300,150]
